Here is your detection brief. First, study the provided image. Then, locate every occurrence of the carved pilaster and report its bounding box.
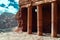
[37,4,43,36]
[51,2,57,37]
[27,6,32,34]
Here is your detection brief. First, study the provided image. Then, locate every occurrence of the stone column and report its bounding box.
[37,4,43,36]
[51,2,57,37]
[27,6,32,34]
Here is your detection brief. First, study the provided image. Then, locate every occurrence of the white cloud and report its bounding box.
[0,7,6,12]
[6,6,18,14]
[0,6,18,15]
[0,7,6,15]
[0,0,10,7]
[10,2,15,4]
[0,0,18,15]
[14,0,19,4]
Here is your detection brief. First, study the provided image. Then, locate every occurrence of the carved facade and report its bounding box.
[17,0,60,37]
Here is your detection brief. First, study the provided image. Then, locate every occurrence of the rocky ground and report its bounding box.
[0,32,60,40]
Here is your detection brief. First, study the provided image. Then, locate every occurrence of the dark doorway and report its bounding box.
[57,2,60,34]
[42,3,51,33]
[22,8,27,32]
[32,6,37,32]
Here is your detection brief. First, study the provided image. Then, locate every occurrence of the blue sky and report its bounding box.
[0,0,19,15]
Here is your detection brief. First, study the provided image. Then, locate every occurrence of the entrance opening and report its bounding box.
[57,2,60,34]
[42,3,51,33]
[32,6,37,32]
[22,8,27,32]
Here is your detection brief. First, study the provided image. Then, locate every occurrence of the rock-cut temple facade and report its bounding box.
[18,0,60,37]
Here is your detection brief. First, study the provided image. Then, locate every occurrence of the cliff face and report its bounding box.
[0,12,18,29]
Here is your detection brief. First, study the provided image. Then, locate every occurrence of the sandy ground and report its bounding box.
[0,27,60,40]
[0,32,60,40]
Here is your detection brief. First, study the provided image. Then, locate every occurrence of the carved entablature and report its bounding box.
[19,0,56,6]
